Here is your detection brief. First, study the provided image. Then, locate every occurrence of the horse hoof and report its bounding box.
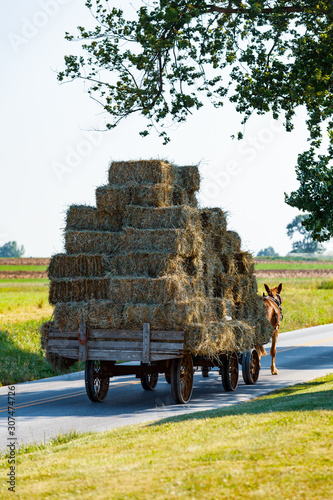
[271,370,278,375]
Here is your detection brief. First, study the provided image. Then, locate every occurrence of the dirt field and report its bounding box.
[0,271,48,279]
[255,269,333,278]
[0,258,50,266]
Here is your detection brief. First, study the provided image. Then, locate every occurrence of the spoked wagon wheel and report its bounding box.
[220,352,239,392]
[242,349,260,385]
[171,353,194,404]
[141,363,159,391]
[85,360,110,402]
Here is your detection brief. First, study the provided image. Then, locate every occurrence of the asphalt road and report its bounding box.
[1,323,332,452]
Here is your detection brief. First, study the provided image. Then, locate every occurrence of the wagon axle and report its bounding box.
[84,347,261,404]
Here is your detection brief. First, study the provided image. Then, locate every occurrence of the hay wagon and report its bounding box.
[47,321,261,404]
[44,160,271,405]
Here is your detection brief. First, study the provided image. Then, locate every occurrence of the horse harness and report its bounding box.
[263,292,283,329]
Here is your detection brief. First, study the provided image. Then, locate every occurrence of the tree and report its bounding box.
[0,241,25,258]
[286,215,325,254]
[58,0,333,240]
[257,246,278,257]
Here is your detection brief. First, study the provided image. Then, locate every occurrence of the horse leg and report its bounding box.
[270,327,279,375]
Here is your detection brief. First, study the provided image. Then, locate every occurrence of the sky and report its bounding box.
[1,0,331,258]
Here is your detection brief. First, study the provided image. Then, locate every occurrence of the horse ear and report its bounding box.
[264,284,270,294]
[277,283,283,293]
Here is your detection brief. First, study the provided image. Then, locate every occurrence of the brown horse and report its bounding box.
[258,283,283,375]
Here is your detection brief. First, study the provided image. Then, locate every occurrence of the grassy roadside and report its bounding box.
[1,374,332,499]
[0,280,75,386]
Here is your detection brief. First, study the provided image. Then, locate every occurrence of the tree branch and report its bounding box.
[206,5,306,15]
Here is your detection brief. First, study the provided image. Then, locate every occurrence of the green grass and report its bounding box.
[0,319,62,385]
[1,374,332,499]
[257,278,333,332]
[0,280,58,386]
[254,255,333,261]
[255,262,333,270]
[0,280,51,319]
[0,265,47,272]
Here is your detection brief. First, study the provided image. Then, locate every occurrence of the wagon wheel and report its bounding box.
[242,349,260,385]
[171,353,194,404]
[85,360,109,402]
[220,352,239,392]
[141,363,159,391]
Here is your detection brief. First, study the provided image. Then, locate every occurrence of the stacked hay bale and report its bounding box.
[43,160,272,363]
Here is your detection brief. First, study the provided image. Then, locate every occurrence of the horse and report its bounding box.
[258,283,283,375]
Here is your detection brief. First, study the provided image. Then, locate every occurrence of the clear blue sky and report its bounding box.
[1,0,331,257]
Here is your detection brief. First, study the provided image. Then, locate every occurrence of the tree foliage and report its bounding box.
[0,241,25,258]
[58,0,333,239]
[287,214,325,253]
[257,246,279,257]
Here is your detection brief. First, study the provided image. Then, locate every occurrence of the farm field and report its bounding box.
[0,258,332,386]
[1,373,332,499]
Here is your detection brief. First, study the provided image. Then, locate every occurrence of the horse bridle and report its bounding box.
[264,292,283,321]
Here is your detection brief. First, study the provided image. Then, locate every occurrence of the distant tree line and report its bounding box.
[257,214,328,257]
[0,241,25,258]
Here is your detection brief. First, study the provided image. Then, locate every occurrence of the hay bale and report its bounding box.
[65,228,202,257]
[108,160,174,186]
[54,300,124,331]
[234,251,255,275]
[224,231,242,253]
[108,276,203,304]
[66,205,123,232]
[209,298,235,320]
[185,320,256,356]
[107,161,200,196]
[174,165,200,193]
[200,208,228,234]
[123,299,209,330]
[108,252,202,278]
[124,206,200,230]
[48,254,110,278]
[54,299,210,331]
[124,228,203,256]
[65,230,122,255]
[96,184,172,212]
[49,276,109,304]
